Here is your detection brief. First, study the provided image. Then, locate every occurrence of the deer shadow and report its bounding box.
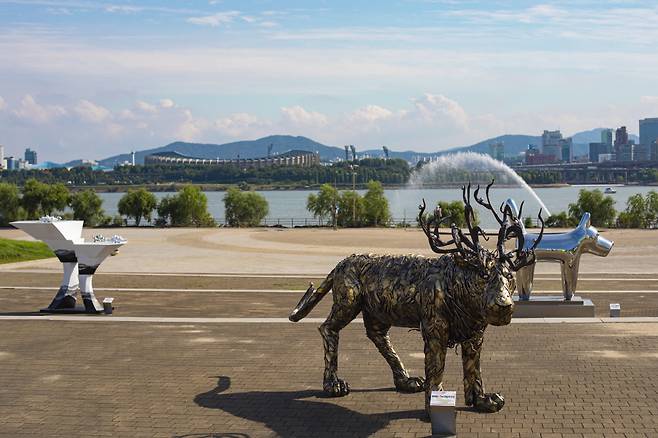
[192,376,427,438]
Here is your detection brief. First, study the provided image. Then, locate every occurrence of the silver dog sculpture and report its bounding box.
[505,199,613,300]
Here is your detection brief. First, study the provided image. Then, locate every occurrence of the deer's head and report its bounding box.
[418,181,544,326]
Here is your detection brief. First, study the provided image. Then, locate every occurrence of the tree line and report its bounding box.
[2,179,658,230]
[0,158,411,188]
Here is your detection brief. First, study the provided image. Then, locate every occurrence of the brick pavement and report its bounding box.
[1,319,657,437]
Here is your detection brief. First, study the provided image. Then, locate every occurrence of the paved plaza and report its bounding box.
[1,227,658,437]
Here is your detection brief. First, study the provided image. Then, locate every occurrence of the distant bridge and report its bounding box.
[512,160,658,184]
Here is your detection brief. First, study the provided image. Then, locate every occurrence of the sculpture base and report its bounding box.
[513,295,595,318]
[40,306,106,315]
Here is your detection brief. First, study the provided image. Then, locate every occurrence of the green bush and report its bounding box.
[21,179,69,218]
[158,185,216,227]
[224,187,269,227]
[545,211,573,228]
[337,190,365,227]
[363,181,391,226]
[69,189,105,227]
[0,183,22,226]
[568,189,616,227]
[307,183,338,226]
[617,191,658,228]
[118,188,157,226]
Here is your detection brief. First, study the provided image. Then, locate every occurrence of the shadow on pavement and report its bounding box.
[193,376,426,438]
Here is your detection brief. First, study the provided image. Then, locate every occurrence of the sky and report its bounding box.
[1,0,658,162]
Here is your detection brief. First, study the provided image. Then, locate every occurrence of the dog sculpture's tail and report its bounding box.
[289,269,334,322]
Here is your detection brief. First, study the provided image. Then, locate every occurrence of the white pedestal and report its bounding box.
[429,390,456,437]
[10,220,83,311]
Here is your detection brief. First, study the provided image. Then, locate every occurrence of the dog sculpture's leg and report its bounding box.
[364,313,424,393]
[319,303,360,397]
[461,333,505,413]
[516,264,535,301]
[560,256,581,301]
[421,318,448,415]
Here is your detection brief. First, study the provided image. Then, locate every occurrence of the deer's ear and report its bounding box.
[578,212,591,229]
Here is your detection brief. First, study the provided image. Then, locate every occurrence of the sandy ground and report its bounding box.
[1,226,656,275]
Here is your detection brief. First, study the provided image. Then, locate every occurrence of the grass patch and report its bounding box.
[0,238,54,264]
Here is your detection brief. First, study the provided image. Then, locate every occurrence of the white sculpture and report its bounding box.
[10,218,126,313]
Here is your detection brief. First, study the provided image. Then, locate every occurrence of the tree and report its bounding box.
[307,183,338,226]
[157,185,216,227]
[363,180,391,226]
[224,187,269,227]
[545,211,572,228]
[617,191,658,229]
[118,188,157,226]
[21,179,69,218]
[337,191,365,227]
[0,183,22,226]
[567,189,616,227]
[69,189,105,227]
[432,200,480,228]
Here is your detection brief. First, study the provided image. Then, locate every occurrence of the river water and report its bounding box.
[97,185,656,228]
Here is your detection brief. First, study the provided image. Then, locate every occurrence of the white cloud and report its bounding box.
[187,11,240,27]
[215,112,270,138]
[104,5,142,14]
[0,96,6,111]
[135,100,158,114]
[280,106,328,127]
[349,105,394,123]
[159,98,175,109]
[73,99,110,123]
[13,94,67,123]
[641,96,658,104]
[411,94,468,129]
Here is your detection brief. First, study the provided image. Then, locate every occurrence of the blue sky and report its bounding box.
[1,0,658,161]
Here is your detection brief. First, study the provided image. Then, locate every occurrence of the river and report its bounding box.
[97,185,655,229]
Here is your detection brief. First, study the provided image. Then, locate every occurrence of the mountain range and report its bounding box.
[77,129,640,167]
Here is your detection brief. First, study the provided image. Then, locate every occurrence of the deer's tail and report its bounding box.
[289,270,334,322]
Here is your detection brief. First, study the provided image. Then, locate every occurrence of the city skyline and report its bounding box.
[1,0,658,162]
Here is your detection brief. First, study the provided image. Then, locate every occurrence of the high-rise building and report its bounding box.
[24,148,37,165]
[614,126,628,147]
[640,118,658,149]
[541,130,562,161]
[489,141,504,161]
[589,142,612,163]
[601,129,613,147]
[0,144,4,170]
[559,138,573,163]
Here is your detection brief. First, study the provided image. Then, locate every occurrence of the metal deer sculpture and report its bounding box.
[289,182,544,414]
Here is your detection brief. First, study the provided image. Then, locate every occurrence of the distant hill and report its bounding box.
[90,129,640,167]
[99,135,345,166]
[571,127,639,145]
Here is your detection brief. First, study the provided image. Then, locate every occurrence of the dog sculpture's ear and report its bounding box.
[578,212,591,229]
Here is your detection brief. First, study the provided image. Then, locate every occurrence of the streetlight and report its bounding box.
[350,164,359,224]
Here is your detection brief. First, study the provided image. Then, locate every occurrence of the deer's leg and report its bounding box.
[363,313,424,393]
[462,333,504,412]
[319,302,360,397]
[421,318,448,415]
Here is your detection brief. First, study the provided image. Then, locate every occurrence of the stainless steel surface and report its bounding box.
[504,198,614,301]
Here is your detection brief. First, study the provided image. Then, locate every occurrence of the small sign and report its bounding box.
[610,303,620,310]
[430,390,456,407]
